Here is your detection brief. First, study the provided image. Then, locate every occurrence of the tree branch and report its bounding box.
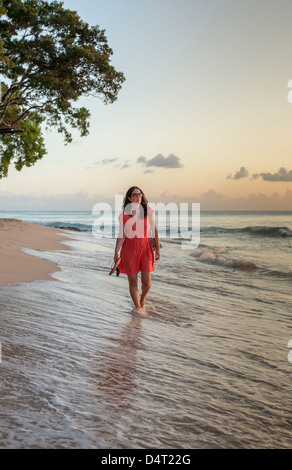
[0,128,23,134]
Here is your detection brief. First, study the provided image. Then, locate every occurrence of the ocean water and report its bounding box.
[0,210,292,449]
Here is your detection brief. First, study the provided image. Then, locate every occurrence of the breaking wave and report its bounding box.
[201,225,292,238]
[45,222,92,232]
[191,246,258,271]
[243,226,292,237]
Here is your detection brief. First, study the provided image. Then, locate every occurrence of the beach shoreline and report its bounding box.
[0,210,291,448]
[0,218,71,287]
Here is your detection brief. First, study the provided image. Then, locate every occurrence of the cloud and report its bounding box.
[91,157,131,169]
[151,187,292,211]
[94,158,118,165]
[252,167,292,182]
[0,190,112,211]
[197,187,292,211]
[159,190,178,201]
[137,153,183,169]
[2,186,292,212]
[227,166,292,183]
[119,161,131,169]
[227,166,249,180]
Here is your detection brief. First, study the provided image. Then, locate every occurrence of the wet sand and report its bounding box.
[0,219,70,286]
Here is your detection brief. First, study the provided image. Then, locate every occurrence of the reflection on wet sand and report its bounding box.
[92,314,144,419]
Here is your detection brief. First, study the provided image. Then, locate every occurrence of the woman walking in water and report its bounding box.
[114,186,160,309]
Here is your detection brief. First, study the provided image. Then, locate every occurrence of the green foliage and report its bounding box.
[0,0,125,177]
[0,111,46,177]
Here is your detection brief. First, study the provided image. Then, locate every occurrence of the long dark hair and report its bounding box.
[122,186,148,218]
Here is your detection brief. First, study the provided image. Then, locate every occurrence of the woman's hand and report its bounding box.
[155,248,160,261]
[114,235,124,262]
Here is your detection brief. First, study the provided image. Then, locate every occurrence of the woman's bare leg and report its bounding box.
[140,271,151,308]
[127,273,140,308]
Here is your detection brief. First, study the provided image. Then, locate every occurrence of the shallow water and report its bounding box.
[0,211,292,448]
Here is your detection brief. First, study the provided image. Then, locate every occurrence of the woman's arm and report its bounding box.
[154,222,160,260]
[114,215,125,261]
[148,208,160,261]
[114,237,124,261]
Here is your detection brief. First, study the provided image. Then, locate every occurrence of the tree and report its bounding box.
[0,0,125,178]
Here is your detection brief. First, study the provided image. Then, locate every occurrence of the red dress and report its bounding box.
[119,208,155,275]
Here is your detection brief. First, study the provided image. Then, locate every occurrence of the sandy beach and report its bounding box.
[0,218,70,286]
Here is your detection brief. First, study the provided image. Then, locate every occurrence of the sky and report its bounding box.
[1,0,292,210]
